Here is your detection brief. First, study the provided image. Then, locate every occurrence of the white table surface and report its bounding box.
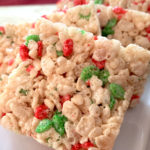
[0,5,150,150]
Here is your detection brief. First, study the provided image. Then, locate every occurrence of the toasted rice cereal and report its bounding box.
[0,19,150,150]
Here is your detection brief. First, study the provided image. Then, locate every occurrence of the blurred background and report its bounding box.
[0,0,57,5]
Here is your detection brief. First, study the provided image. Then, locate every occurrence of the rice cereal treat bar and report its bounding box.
[97,5,150,50]
[48,2,100,35]
[0,19,150,150]
[57,0,150,13]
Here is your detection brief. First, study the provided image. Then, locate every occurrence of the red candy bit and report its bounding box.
[92,58,106,69]
[36,70,41,77]
[145,25,150,33]
[55,32,58,36]
[113,7,127,15]
[148,5,150,12]
[26,65,34,72]
[86,80,90,86]
[63,39,73,57]
[57,8,67,13]
[133,1,138,5]
[35,104,49,120]
[0,26,5,34]
[1,113,6,118]
[131,95,140,101]
[94,36,98,40]
[37,41,43,57]
[60,95,71,107]
[97,9,101,13]
[19,44,30,61]
[104,3,109,6]
[74,0,87,6]
[41,15,49,20]
[8,59,14,66]
[82,141,94,149]
[147,35,150,41]
[71,143,82,150]
[32,23,35,28]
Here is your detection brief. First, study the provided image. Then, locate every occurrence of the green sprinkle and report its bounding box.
[109,83,125,100]
[98,70,110,86]
[80,30,86,35]
[80,65,101,82]
[106,18,117,28]
[36,119,53,133]
[6,36,11,38]
[56,50,63,57]
[102,18,117,37]
[0,32,2,35]
[19,88,29,96]
[90,99,94,104]
[79,13,91,21]
[25,35,40,46]
[0,77,2,81]
[94,0,104,4]
[52,111,67,136]
[109,95,116,110]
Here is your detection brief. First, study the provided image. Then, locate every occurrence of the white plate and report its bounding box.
[0,5,150,150]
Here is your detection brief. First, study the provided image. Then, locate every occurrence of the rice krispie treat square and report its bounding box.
[0,19,150,150]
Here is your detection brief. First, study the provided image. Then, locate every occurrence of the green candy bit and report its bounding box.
[106,18,117,28]
[79,13,91,21]
[102,28,114,37]
[56,50,63,57]
[80,65,100,82]
[25,35,40,46]
[19,88,29,96]
[0,32,2,35]
[36,119,53,133]
[102,18,117,37]
[80,30,86,35]
[94,0,104,4]
[52,112,67,136]
[98,70,109,85]
[109,95,116,110]
[109,83,125,100]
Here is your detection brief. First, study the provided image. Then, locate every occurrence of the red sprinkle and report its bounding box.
[0,26,5,34]
[86,80,90,86]
[97,9,101,13]
[8,59,14,66]
[71,143,82,150]
[26,65,34,72]
[104,3,109,6]
[94,36,98,40]
[131,95,140,101]
[74,0,87,6]
[145,25,150,33]
[133,1,138,5]
[19,44,30,61]
[82,141,94,149]
[148,5,150,12]
[92,58,106,69]
[37,41,43,57]
[113,7,127,15]
[55,32,58,36]
[36,70,41,77]
[60,95,71,107]
[147,35,150,41]
[1,113,6,118]
[72,141,94,150]
[32,23,35,28]
[35,104,49,120]
[41,15,49,20]
[57,8,67,13]
[63,39,73,57]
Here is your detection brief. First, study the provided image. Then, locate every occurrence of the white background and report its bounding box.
[0,5,150,150]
